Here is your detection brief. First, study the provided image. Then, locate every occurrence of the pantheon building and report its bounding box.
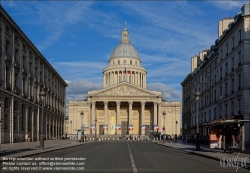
[68,26,181,137]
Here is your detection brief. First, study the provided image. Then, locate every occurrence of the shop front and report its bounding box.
[206,119,250,152]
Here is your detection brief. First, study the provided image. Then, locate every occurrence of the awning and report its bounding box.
[207,119,250,127]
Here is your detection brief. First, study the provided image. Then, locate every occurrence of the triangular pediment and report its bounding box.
[89,82,160,97]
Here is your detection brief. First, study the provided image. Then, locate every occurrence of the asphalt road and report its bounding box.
[1,141,249,173]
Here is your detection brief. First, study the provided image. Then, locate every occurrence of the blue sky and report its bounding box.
[2,0,248,105]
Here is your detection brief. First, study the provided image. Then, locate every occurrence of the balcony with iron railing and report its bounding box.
[5,82,11,91]
[4,53,12,62]
[14,87,21,95]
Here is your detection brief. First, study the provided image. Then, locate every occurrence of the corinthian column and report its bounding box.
[116,101,121,136]
[154,102,157,132]
[129,101,133,135]
[92,101,96,124]
[141,101,145,135]
[104,101,108,135]
[158,102,162,133]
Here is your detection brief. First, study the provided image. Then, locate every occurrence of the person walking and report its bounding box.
[25,134,28,142]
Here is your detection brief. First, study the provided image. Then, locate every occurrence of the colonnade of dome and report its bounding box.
[103,25,147,89]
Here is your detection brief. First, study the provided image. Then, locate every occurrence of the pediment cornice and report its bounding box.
[88,82,161,98]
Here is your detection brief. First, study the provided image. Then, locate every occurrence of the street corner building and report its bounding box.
[182,4,250,150]
[0,6,67,143]
[68,26,181,137]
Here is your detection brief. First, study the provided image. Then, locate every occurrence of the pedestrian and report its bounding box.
[28,134,31,142]
[25,134,28,142]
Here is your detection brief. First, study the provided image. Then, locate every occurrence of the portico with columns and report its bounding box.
[68,25,181,137]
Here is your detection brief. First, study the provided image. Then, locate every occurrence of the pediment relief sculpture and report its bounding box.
[92,84,156,97]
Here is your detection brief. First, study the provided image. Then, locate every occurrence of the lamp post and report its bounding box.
[70,120,72,136]
[176,121,178,136]
[150,118,153,138]
[195,89,201,151]
[162,111,166,143]
[39,89,46,150]
[80,111,84,143]
[176,121,178,142]
[95,118,97,141]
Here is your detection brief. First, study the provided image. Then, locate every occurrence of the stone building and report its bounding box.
[182,3,250,148]
[68,26,181,137]
[0,6,67,143]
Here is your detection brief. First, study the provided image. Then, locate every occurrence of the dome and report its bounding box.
[109,25,140,61]
[110,43,140,60]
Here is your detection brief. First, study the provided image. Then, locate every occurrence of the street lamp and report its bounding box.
[80,111,84,143]
[162,111,166,143]
[150,118,153,138]
[195,89,201,151]
[176,121,178,142]
[176,121,178,135]
[95,118,97,141]
[70,120,72,136]
[39,89,46,150]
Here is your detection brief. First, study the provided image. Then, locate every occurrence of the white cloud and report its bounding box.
[65,80,71,84]
[147,82,182,101]
[210,1,248,10]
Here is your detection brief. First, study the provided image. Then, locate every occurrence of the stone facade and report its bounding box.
[182,4,250,146]
[68,26,181,137]
[0,6,67,143]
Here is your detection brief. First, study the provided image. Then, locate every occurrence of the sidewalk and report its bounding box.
[154,140,250,167]
[0,140,93,160]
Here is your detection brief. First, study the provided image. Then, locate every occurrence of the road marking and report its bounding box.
[127,143,138,173]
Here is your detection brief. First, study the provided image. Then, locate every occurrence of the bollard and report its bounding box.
[99,138,100,141]
[113,138,114,140]
[102,138,103,140]
[108,138,109,140]
[105,138,106,140]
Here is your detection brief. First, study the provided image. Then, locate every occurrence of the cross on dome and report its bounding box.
[124,21,127,31]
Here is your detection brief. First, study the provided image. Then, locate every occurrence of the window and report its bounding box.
[5,40,9,54]
[225,63,228,75]
[232,37,234,50]
[4,115,8,129]
[23,56,26,68]
[231,102,234,115]
[220,86,222,96]
[232,57,234,70]
[220,106,222,119]
[225,83,228,96]
[238,74,241,89]
[221,49,223,59]
[14,117,17,130]
[130,60,132,65]
[239,29,242,42]
[214,108,216,120]
[5,99,10,111]
[118,60,120,65]
[15,49,19,61]
[135,61,137,65]
[220,67,222,79]
[14,101,18,111]
[238,51,241,64]
[124,60,126,64]
[238,98,241,113]
[226,44,228,55]
[231,78,234,93]
[225,104,228,117]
